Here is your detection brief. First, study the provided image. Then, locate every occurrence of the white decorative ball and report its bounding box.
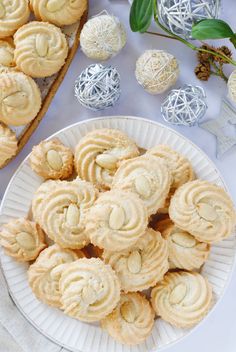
[135,50,179,95]
[80,14,127,61]
[158,0,220,39]
[161,84,207,126]
[74,64,121,111]
[228,70,236,103]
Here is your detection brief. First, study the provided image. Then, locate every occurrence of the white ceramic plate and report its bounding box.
[0,116,236,352]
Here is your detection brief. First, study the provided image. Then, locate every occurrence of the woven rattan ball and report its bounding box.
[228,70,236,103]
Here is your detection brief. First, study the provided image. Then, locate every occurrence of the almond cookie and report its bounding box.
[157,219,210,270]
[0,71,42,126]
[30,139,74,180]
[28,244,83,307]
[0,123,17,167]
[32,177,98,249]
[151,271,212,328]
[59,258,121,322]
[14,21,68,78]
[0,218,46,262]
[30,0,87,27]
[74,128,139,190]
[169,180,236,243]
[0,0,30,38]
[101,292,155,345]
[0,38,15,67]
[86,190,148,251]
[103,228,169,292]
[112,155,171,216]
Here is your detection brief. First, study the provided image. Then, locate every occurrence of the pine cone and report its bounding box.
[195,62,211,81]
[197,45,213,63]
[214,46,232,63]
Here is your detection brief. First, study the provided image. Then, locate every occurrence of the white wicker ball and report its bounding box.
[80,13,126,61]
[74,64,121,111]
[228,70,236,103]
[158,0,220,39]
[135,50,179,95]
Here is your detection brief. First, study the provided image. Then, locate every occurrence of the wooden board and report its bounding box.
[1,9,88,169]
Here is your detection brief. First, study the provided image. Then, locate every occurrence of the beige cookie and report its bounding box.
[169,180,236,243]
[74,128,139,190]
[0,218,46,262]
[103,228,169,292]
[0,123,17,167]
[112,155,171,216]
[28,244,83,307]
[30,139,74,180]
[0,0,30,38]
[30,0,87,26]
[157,219,210,270]
[0,38,15,66]
[32,177,98,249]
[101,292,155,345]
[60,258,121,322]
[86,190,148,251]
[14,21,68,78]
[151,271,212,328]
[0,71,42,126]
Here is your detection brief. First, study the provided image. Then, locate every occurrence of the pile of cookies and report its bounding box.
[0,0,87,167]
[0,128,235,346]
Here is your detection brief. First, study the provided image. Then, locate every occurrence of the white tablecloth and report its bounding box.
[1,0,236,351]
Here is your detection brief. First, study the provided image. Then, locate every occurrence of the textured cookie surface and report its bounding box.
[32,177,98,249]
[151,271,212,328]
[0,71,41,126]
[101,292,155,345]
[0,123,17,166]
[30,0,87,26]
[60,258,121,322]
[0,218,46,262]
[0,0,30,38]
[169,180,236,243]
[0,38,15,66]
[112,155,171,216]
[103,228,169,291]
[30,138,74,180]
[86,190,148,251]
[74,128,139,190]
[14,21,68,78]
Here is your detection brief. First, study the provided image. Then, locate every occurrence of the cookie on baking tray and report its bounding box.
[0,38,15,67]
[30,138,74,180]
[0,0,30,38]
[0,123,17,167]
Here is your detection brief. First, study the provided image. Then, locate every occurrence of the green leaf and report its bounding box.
[191,19,234,40]
[130,0,153,33]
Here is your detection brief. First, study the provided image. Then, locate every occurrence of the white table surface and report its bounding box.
[1,0,236,351]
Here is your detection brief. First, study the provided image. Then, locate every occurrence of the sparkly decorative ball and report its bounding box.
[228,70,236,103]
[135,50,179,95]
[74,64,121,111]
[161,84,207,126]
[158,0,220,39]
[80,13,126,61]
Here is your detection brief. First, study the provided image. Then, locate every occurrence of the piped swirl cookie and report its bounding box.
[0,123,17,167]
[0,0,30,38]
[169,180,236,243]
[151,271,212,328]
[28,244,83,307]
[101,292,155,345]
[59,258,121,322]
[0,71,42,126]
[74,128,139,190]
[30,0,87,27]
[86,190,148,251]
[14,21,68,78]
[32,177,98,249]
[112,155,171,216]
[103,228,169,292]
[0,38,15,67]
[30,139,74,180]
[0,218,46,262]
[156,219,210,270]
